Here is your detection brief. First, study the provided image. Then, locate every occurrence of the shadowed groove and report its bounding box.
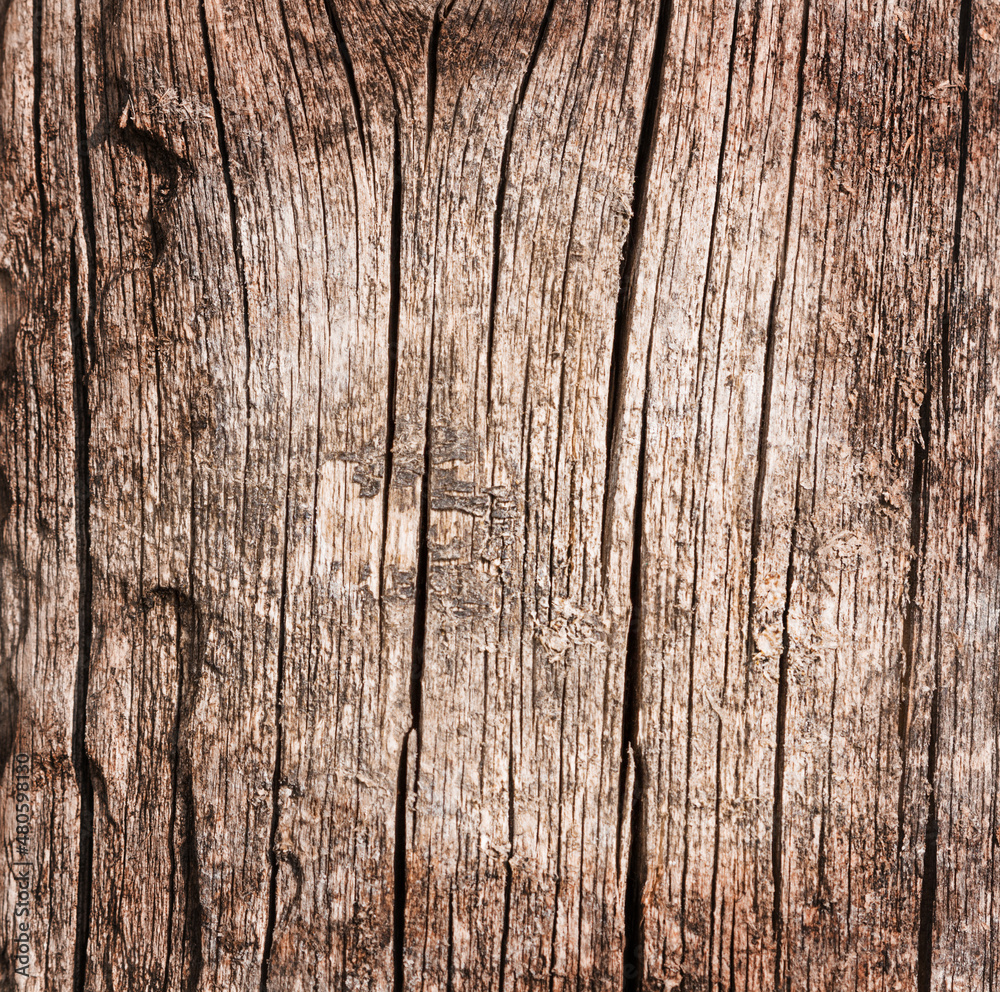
[680,1,741,970]
[259,411,294,992]
[161,588,187,992]
[71,0,97,981]
[600,0,672,582]
[603,0,675,987]
[32,0,46,272]
[395,122,436,992]
[321,0,368,167]
[380,117,402,616]
[771,474,801,991]
[941,0,973,440]
[425,3,444,159]
[485,0,556,423]
[916,595,943,992]
[743,0,809,736]
[198,0,254,563]
[393,732,410,992]
[497,676,516,992]
[897,351,932,851]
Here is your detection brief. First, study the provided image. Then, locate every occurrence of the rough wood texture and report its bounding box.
[0,0,996,989]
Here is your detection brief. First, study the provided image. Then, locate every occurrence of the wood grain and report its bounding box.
[0,1,996,989]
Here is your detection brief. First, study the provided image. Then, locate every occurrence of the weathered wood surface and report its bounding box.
[1,0,997,989]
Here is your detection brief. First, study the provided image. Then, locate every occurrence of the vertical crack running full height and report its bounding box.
[604,0,675,988]
[71,1,97,985]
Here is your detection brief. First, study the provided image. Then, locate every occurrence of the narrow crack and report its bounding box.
[679,4,742,970]
[600,0,672,581]
[744,0,810,673]
[497,708,515,992]
[379,117,402,612]
[620,188,659,992]
[606,1,674,986]
[161,589,187,992]
[695,0,740,362]
[259,414,295,992]
[547,149,589,618]
[910,4,971,980]
[954,0,974,246]
[32,0,46,274]
[816,580,841,907]
[737,4,810,980]
[393,153,435,992]
[706,602,731,991]
[500,392,535,992]
[916,596,942,992]
[71,0,97,983]
[408,267,435,794]
[385,110,407,992]
[425,4,444,160]
[548,680,569,992]
[621,750,645,992]
[404,312,433,786]
[182,489,205,992]
[69,234,94,992]
[902,4,967,965]
[392,733,411,992]
[321,0,368,167]
[942,0,973,441]
[445,889,455,992]
[198,0,254,562]
[485,0,555,422]
[180,772,204,991]
[152,591,203,992]
[702,9,742,981]
[678,514,700,971]
[771,474,801,992]
[897,351,932,851]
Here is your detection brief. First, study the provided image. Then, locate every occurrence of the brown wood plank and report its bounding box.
[776,6,963,989]
[3,2,1000,989]
[0,0,86,986]
[624,1,815,985]
[626,1,967,989]
[924,7,1000,987]
[402,3,659,988]
[77,0,270,985]
[74,0,400,986]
